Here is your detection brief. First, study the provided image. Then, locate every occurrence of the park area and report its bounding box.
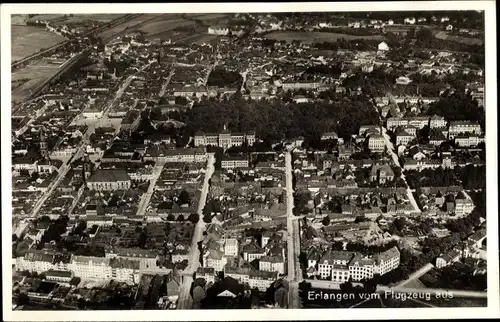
[11,25,66,61]
[264,30,385,44]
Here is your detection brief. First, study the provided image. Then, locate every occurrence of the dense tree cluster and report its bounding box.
[177,94,379,143]
[414,28,484,55]
[206,67,243,88]
[313,38,381,51]
[405,165,485,190]
[304,64,342,78]
[421,263,487,291]
[405,168,461,189]
[37,215,70,248]
[426,93,485,130]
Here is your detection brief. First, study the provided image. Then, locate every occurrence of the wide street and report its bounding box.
[177,153,215,309]
[285,150,301,308]
[28,62,153,218]
[395,263,435,288]
[135,159,166,217]
[158,67,176,97]
[380,125,422,213]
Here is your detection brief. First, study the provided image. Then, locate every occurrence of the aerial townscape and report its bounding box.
[10,10,488,311]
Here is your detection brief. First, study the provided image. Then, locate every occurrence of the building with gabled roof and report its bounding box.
[86,169,131,191]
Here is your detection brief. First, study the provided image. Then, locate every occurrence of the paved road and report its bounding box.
[158,67,176,97]
[380,125,421,213]
[67,185,85,216]
[177,153,215,309]
[285,151,301,308]
[203,65,215,86]
[371,101,421,214]
[28,62,153,218]
[135,160,166,217]
[13,102,49,139]
[395,263,434,288]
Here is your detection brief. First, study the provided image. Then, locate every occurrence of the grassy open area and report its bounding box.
[99,13,228,44]
[11,25,66,61]
[27,14,124,24]
[264,30,385,44]
[11,58,68,103]
[434,31,483,46]
[138,18,197,35]
[97,14,164,40]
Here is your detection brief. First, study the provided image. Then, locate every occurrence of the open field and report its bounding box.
[178,33,220,45]
[137,18,197,35]
[184,13,228,20]
[264,31,385,43]
[11,25,66,61]
[11,14,29,25]
[27,14,124,24]
[11,59,68,103]
[97,14,163,40]
[98,14,187,40]
[98,13,229,43]
[434,31,483,45]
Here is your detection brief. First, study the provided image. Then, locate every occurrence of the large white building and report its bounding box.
[311,247,400,282]
[259,256,285,275]
[105,247,159,270]
[109,257,141,284]
[317,251,356,279]
[429,115,448,129]
[86,169,132,191]
[69,256,112,280]
[378,41,390,51]
[224,238,239,257]
[395,129,415,146]
[194,132,256,149]
[454,135,485,148]
[16,251,70,274]
[207,25,246,36]
[368,134,386,153]
[387,117,430,131]
[224,267,279,291]
[143,147,208,163]
[221,156,249,170]
[455,198,474,217]
[204,248,228,272]
[448,121,482,139]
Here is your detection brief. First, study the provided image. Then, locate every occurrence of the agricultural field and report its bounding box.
[98,13,229,44]
[264,31,385,44]
[11,25,66,61]
[138,18,197,36]
[11,15,29,25]
[98,14,183,41]
[184,13,229,20]
[27,14,124,24]
[11,58,68,103]
[177,33,220,45]
[434,31,483,46]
